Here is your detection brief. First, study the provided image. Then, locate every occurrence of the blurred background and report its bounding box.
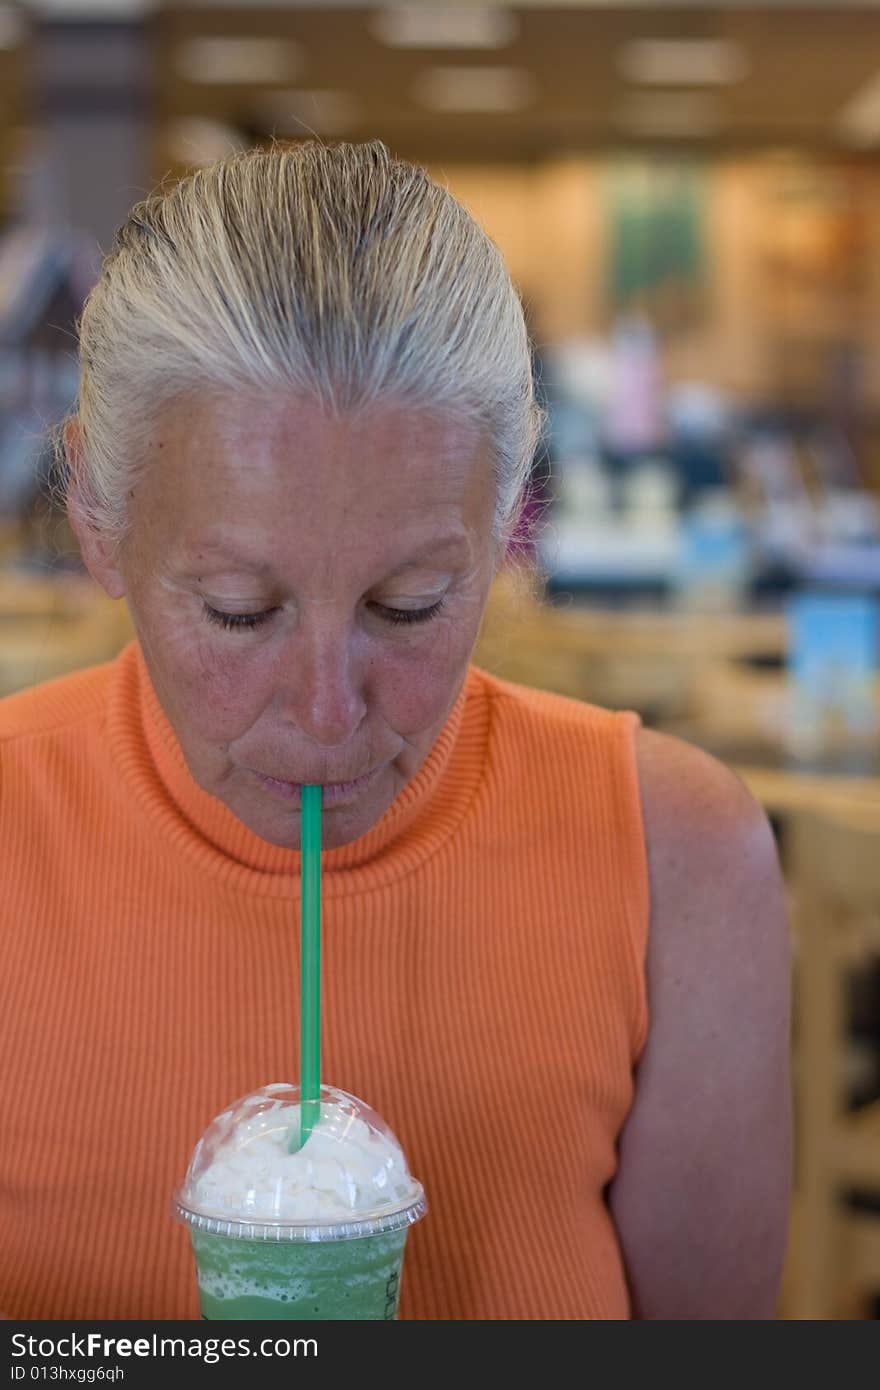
[2,0,880,1318]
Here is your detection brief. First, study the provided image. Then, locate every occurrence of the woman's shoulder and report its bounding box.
[633,725,774,870]
[632,726,789,1130]
[609,727,791,1316]
[633,726,784,971]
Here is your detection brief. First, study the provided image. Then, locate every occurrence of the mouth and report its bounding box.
[253,765,381,807]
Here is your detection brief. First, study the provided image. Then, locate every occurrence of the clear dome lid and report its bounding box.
[173,1083,426,1242]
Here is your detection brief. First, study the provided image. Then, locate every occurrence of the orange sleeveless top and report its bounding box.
[0,640,648,1320]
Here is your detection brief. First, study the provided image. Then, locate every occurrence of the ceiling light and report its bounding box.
[615,92,724,137]
[415,66,534,113]
[167,118,247,168]
[170,0,319,7]
[176,37,303,86]
[21,0,156,15]
[837,69,880,147]
[370,6,517,50]
[618,38,748,86]
[0,6,25,48]
[259,89,361,136]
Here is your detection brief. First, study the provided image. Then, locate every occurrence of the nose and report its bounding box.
[277,615,368,752]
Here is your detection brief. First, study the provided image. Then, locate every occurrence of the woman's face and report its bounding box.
[81,391,500,849]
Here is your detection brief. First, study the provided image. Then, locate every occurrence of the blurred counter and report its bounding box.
[0,568,133,696]
[475,573,880,827]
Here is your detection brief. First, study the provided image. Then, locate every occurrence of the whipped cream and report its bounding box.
[181,1085,420,1225]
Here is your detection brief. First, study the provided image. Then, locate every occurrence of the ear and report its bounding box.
[64,419,127,601]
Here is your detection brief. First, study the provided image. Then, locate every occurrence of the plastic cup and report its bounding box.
[173,1083,426,1320]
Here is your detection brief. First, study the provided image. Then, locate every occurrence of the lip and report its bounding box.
[253,765,381,807]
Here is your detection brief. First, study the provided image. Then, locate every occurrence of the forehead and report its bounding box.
[183,525,474,578]
[133,390,495,573]
[147,391,488,499]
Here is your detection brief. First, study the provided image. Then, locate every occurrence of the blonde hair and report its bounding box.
[62,140,543,556]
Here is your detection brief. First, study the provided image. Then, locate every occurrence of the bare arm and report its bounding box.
[608,729,792,1319]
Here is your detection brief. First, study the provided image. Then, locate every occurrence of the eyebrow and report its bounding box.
[383,538,470,578]
[183,532,470,579]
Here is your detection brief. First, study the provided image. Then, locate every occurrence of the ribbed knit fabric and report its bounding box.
[1,640,648,1321]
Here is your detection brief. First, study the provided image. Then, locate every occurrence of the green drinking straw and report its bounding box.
[294,783,322,1152]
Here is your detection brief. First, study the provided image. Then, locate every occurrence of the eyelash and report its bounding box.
[201,598,446,632]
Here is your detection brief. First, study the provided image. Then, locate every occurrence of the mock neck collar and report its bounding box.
[105,641,489,899]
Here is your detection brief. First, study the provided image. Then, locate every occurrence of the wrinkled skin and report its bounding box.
[71,391,502,849]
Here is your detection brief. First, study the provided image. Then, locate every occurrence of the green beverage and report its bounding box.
[191,1227,408,1320]
[174,1083,426,1322]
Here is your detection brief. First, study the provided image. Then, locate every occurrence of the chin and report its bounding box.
[237,797,378,852]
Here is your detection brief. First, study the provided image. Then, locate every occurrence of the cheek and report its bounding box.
[141,598,477,746]
[153,622,269,743]
[375,618,471,734]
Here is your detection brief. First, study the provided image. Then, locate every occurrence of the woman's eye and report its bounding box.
[202,603,276,631]
[201,596,446,633]
[373,598,446,626]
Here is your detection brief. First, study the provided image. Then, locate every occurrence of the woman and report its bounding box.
[0,141,790,1320]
